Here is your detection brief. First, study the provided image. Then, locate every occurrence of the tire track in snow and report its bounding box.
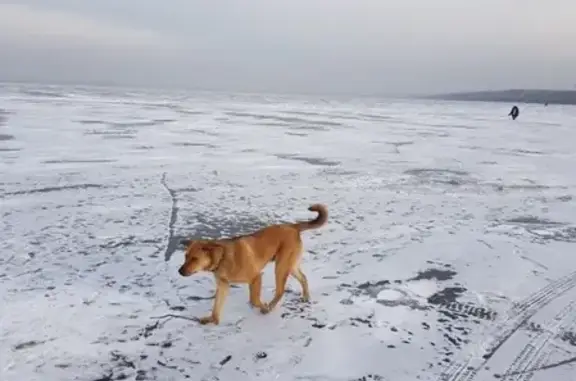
[437,269,576,381]
[492,302,574,380]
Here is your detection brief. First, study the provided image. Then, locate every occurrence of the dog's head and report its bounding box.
[178,240,225,277]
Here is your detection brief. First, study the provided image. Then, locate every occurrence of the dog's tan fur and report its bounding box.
[178,204,328,325]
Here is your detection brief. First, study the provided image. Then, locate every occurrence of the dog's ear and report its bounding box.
[205,243,225,270]
[183,240,197,257]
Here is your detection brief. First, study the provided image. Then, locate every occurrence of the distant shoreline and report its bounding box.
[424,89,576,106]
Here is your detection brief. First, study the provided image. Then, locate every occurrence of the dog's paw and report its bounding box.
[198,316,219,325]
[259,304,271,315]
[249,300,265,309]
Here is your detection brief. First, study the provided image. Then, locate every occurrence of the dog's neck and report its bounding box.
[207,251,225,272]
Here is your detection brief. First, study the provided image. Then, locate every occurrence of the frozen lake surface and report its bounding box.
[2,84,576,381]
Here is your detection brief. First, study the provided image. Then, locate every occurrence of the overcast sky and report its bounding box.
[0,1,575,95]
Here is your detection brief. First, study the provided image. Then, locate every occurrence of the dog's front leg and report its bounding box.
[198,278,229,325]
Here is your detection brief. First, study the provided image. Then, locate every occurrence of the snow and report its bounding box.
[2,83,576,381]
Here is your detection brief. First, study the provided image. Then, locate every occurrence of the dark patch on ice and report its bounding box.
[460,144,483,151]
[499,216,576,243]
[408,268,457,282]
[20,89,66,98]
[5,183,106,196]
[505,216,565,226]
[417,131,450,138]
[339,298,354,305]
[538,227,576,243]
[404,168,470,185]
[13,339,49,351]
[78,119,106,125]
[254,351,268,360]
[275,154,340,167]
[357,280,391,290]
[376,288,430,311]
[438,302,497,321]
[0,133,14,141]
[285,132,308,137]
[495,148,545,156]
[131,321,162,340]
[0,148,20,152]
[92,119,175,128]
[431,123,478,130]
[219,355,232,366]
[406,168,468,176]
[255,122,292,127]
[187,128,219,137]
[514,149,544,155]
[560,330,576,346]
[318,168,360,176]
[349,312,376,328]
[283,110,324,118]
[102,135,136,140]
[133,145,154,150]
[172,142,218,149]
[84,130,136,139]
[523,321,544,333]
[92,371,114,381]
[173,107,205,116]
[111,351,136,368]
[43,159,116,164]
[427,287,467,306]
[186,294,214,301]
[91,351,139,381]
[226,111,343,128]
[387,141,414,153]
[292,124,331,132]
[176,186,200,193]
[352,373,386,381]
[505,184,557,190]
[347,280,391,298]
[358,113,394,122]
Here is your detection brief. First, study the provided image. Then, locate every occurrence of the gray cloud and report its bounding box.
[1,1,575,95]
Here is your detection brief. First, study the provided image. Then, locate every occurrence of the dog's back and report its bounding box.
[236,203,328,263]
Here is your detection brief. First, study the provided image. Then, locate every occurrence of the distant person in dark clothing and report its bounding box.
[509,105,519,120]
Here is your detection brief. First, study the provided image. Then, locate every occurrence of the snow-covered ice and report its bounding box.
[2,83,576,381]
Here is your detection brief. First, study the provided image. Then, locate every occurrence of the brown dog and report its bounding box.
[178,204,327,325]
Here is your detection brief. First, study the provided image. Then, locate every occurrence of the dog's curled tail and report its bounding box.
[294,204,328,231]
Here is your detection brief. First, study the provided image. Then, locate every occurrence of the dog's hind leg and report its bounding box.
[291,266,310,302]
[260,261,290,314]
[248,273,265,309]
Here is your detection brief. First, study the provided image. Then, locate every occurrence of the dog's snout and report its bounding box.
[178,266,185,276]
